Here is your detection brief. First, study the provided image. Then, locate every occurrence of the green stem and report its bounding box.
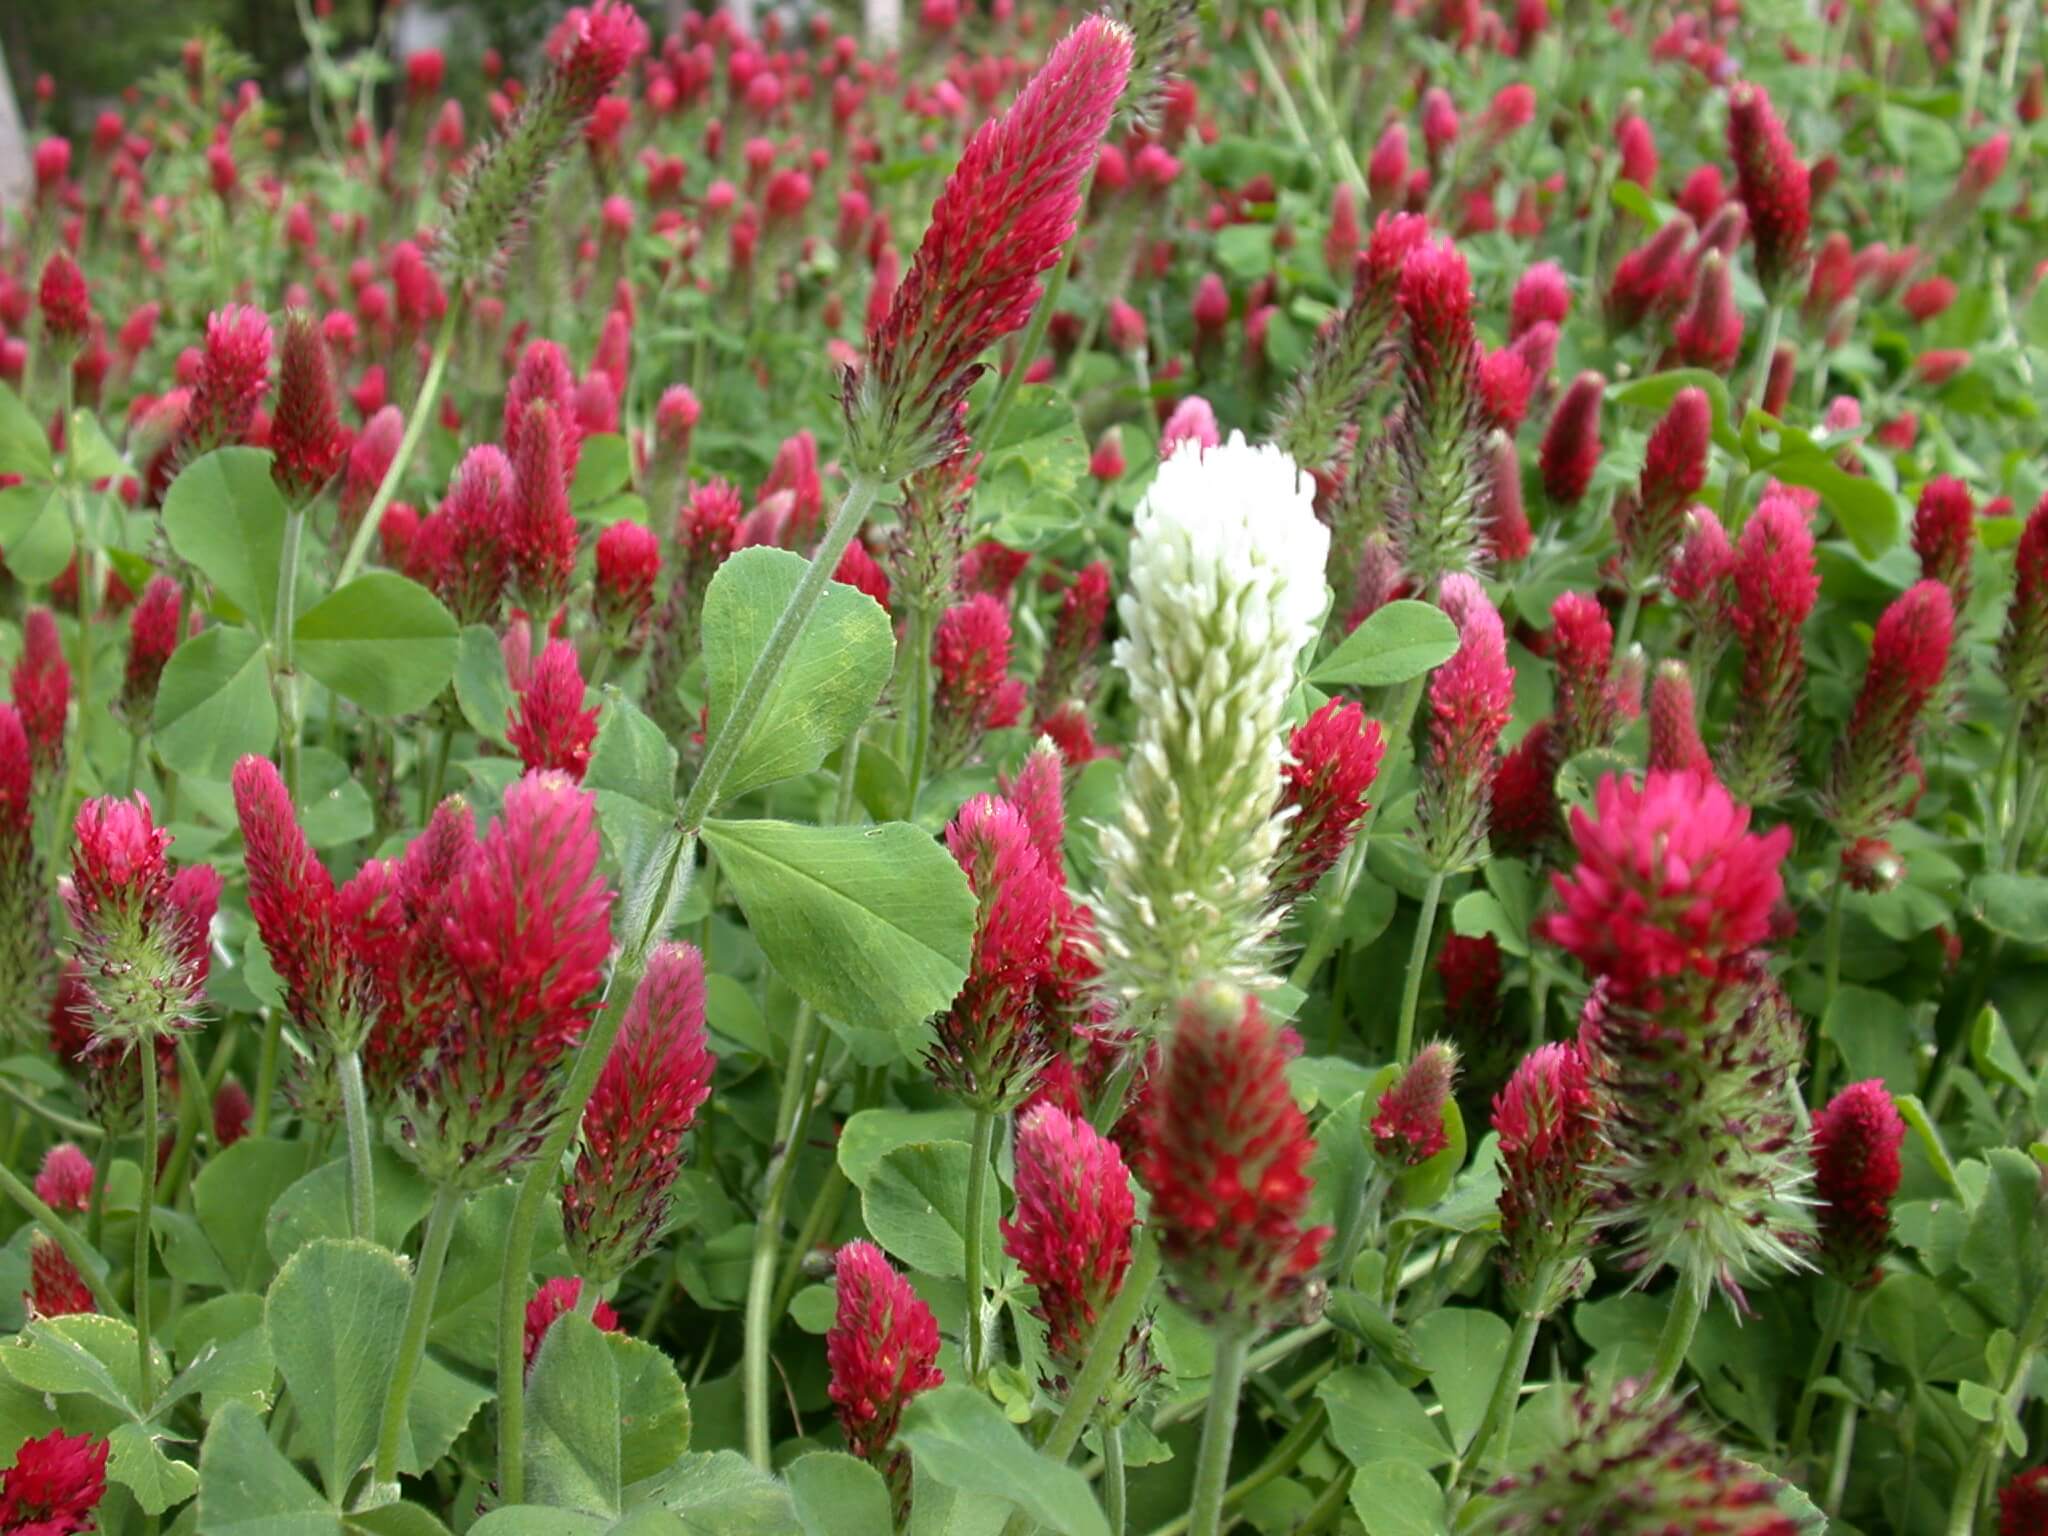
[0,1160,126,1319]
[1957,0,1996,125]
[272,507,307,804]
[1742,301,1785,416]
[1451,1298,1545,1497]
[1393,873,1445,1063]
[371,1183,463,1491]
[1187,1332,1251,1536]
[573,1282,601,1320]
[135,1043,158,1412]
[2007,762,2045,872]
[1813,873,1846,1108]
[335,304,461,589]
[1644,1273,1708,1399]
[0,1078,101,1140]
[905,604,939,815]
[85,1147,109,1252]
[745,1003,822,1470]
[1104,1419,1128,1536]
[963,1107,998,1384]
[1788,1283,1853,1459]
[1042,1235,1160,1458]
[1241,23,1315,153]
[1611,584,1645,661]
[252,1010,284,1138]
[337,1051,376,1242]
[153,1040,209,1202]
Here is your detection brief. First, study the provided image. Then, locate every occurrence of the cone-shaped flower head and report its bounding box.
[828,1240,944,1483]
[34,1143,93,1212]
[1478,1380,1807,1533]
[1617,388,1711,584]
[1417,574,1514,872]
[1727,82,1811,294]
[507,638,599,781]
[37,250,93,351]
[1913,474,1976,606]
[1275,700,1386,898]
[2002,1468,2048,1536]
[929,795,1060,1111]
[340,406,404,539]
[509,400,579,621]
[64,795,214,1045]
[594,519,661,647]
[1647,660,1712,777]
[1492,1040,1605,1316]
[0,706,55,1045]
[1549,590,1620,758]
[270,311,346,506]
[214,1077,252,1148]
[1824,579,1953,841]
[398,771,613,1186]
[1810,1078,1905,1289]
[0,1429,109,1532]
[1003,1102,1137,1368]
[1674,249,1744,373]
[119,577,182,728]
[842,16,1132,480]
[1095,434,1329,1009]
[1391,235,1490,590]
[1717,491,1817,804]
[27,1229,95,1318]
[1035,559,1113,718]
[2000,492,2048,742]
[523,1275,621,1372]
[1139,985,1330,1335]
[434,443,515,625]
[1539,371,1604,506]
[564,942,714,1284]
[931,593,1026,770]
[12,607,70,780]
[182,304,272,456]
[1372,1040,1459,1167]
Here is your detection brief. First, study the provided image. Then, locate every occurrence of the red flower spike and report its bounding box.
[1276,699,1386,898]
[1034,559,1111,718]
[2002,1467,2048,1536]
[508,640,598,783]
[66,795,171,935]
[1139,986,1330,1333]
[120,577,182,727]
[1439,932,1506,1046]
[1510,261,1570,339]
[1727,82,1811,293]
[183,304,273,456]
[504,341,583,480]
[1550,590,1620,757]
[1002,1102,1136,1365]
[339,405,403,539]
[1492,1040,1604,1313]
[828,1239,944,1469]
[509,400,579,620]
[436,444,516,625]
[1810,1078,1905,1288]
[213,1077,252,1148]
[1718,492,1818,803]
[832,538,892,610]
[233,754,360,1048]
[1617,388,1711,581]
[1674,250,1744,374]
[0,1429,109,1533]
[27,1230,95,1318]
[1372,1040,1459,1167]
[1648,660,1713,777]
[1912,474,1976,606]
[12,607,70,780]
[1418,575,1514,872]
[2001,492,2048,718]
[843,17,1133,479]
[998,740,1067,876]
[37,251,92,351]
[1539,370,1604,506]
[1484,430,1533,564]
[1606,216,1696,332]
[270,311,346,506]
[523,1275,621,1372]
[1826,579,1954,840]
[931,593,1024,769]
[565,942,715,1282]
[593,520,661,644]
[33,1143,93,1212]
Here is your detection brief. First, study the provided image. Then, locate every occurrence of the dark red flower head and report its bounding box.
[1493,1039,1605,1313]
[1550,590,1620,757]
[932,593,1025,768]
[0,1429,108,1533]
[2002,1467,2048,1536]
[1674,250,1744,374]
[1373,1040,1459,1167]
[1826,579,1954,840]
[1726,82,1811,293]
[507,639,599,781]
[183,304,273,456]
[270,311,347,506]
[1810,1078,1905,1288]
[1912,474,1976,605]
[120,576,182,727]
[1618,388,1711,581]
[828,1239,944,1464]
[1539,370,1604,506]
[1648,660,1712,777]
[509,400,579,621]
[1276,699,1386,898]
[27,1230,96,1318]
[233,753,361,1049]
[594,520,661,640]
[1002,1101,1137,1365]
[37,250,92,349]
[12,607,70,780]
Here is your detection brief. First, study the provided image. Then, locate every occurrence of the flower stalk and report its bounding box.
[370,1184,464,1494]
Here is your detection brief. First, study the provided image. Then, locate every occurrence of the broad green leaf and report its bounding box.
[525,1311,623,1516]
[1310,599,1460,688]
[1960,1149,2046,1327]
[1607,370,1742,455]
[468,1513,613,1536]
[787,1452,895,1536]
[1760,451,1902,558]
[197,1401,335,1535]
[194,1137,307,1291]
[0,382,54,479]
[584,691,688,956]
[350,1505,457,1536]
[839,1107,978,1187]
[64,409,126,482]
[1971,1006,2036,1095]
[700,547,894,801]
[106,1420,200,1515]
[1,1313,147,1412]
[394,1354,494,1477]
[608,1331,692,1485]
[265,1146,435,1267]
[1318,1363,1454,1469]
[1410,1307,1513,1454]
[153,626,278,782]
[1970,873,2048,946]
[1347,1459,1449,1536]
[898,1385,1110,1536]
[294,573,459,717]
[453,624,517,745]
[0,483,75,585]
[571,433,632,507]
[647,1450,802,1533]
[1216,222,1276,281]
[700,818,973,1035]
[264,1238,412,1503]
[976,387,1090,550]
[159,1305,275,1419]
[162,447,293,634]
[860,1140,1002,1279]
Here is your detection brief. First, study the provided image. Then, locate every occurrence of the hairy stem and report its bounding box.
[335,303,461,588]
[1187,1332,1251,1536]
[1644,1272,1708,1399]
[337,1050,376,1241]
[135,1044,158,1412]
[371,1183,464,1491]
[1393,872,1445,1063]
[745,1003,822,1470]
[963,1107,998,1383]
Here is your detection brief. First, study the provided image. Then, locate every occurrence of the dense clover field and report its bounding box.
[0,0,2046,1530]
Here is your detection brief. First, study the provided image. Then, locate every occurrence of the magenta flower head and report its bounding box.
[1139,985,1330,1336]
[931,593,1026,770]
[1912,474,1976,607]
[1718,491,1818,804]
[524,1275,620,1373]
[1606,216,1696,332]
[1616,387,1712,584]
[509,399,579,621]
[929,794,1060,1112]
[119,576,183,728]
[2001,492,2048,734]
[1035,560,1113,720]
[828,1239,943,1498]
[1482,1380,1804,1532]
[1809,1078,1905,1289]
[507,639,599,782]
[593,519,661,648]
[181,304,272,457]
[1539,370,1604,506]
[1824,579,1953,841]
[34,1142,93,1212]
[37,250,93,353]
[1003,1102,1137,1370]
[1372,1040,1459,1168]
[1418,574,1515,873]
[398,771,614,1187]
[842,16,1133,480]
[64,795,214,1045]
[1648,659,1712,777]
[1493,1040,1605,1315]
[1727,81,1812,294]
[0,1429,109,1533]
[28,1229,95,1318]
[2002,1468,2048,1536]
[214,1077,252,1148]
[1275,699,1386,898]
[1484,430,1533,565]
[270,311,346,507]
[1549,590,1620,757]
[1674,249,1744,374]
[434,443,515,625]
[339,405,404,541]
[0,705,56,1041]
[1391,235,1490,589]
[13,606,71,781]
[564,942,714,1285]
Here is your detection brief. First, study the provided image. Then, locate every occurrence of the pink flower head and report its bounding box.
[1003,1102,1136,1365]
[1419,574,1514,871]
[1912,474,1975,605]
[653,384,700,462]
[1617,388,1711,581]
[1718,492,1817,803]
[183,304,272,455]
[435,443,515,625]
[1539,371,1604,506]
[233,754,364,1049]
[1392,237,1489,585]
[565,942,715,1282]
[1727,82,1811,292]
[12,607,70,780]
[1648,660,1713,777]
[507,640,599,781]
[1485,430,1533,564]
[0,1429,108,1532]
[1550,590,1620,757]
[2001,1468,2048,1536]
[1139,986,1330,1332]
[523,1275,621,1372]
[1372,1040,1459,1167]
[1276,700,1386,898]
[34,1143,93,1212]
[1810,1078,1905,1288]
[1826,579,1954,839]
[550,1,651,118]
[1540,769,1790,1014]
[931,593,1024,769]
[67,795,171,936]
[270,312,347,507]
[930,794,1059,1110]
[2001,492,2048,715]
[1493,1040,1604,1312]
[594,519,662,641]
[829,1240,944,1471]
[1035,560,1112,717]
[1511,260,1570,339]
[1160,394,1221,456]
[1674,250,1744,374]
[339,405,403,539]
[28,1230,95,1318]
[214,1077,252,1147]
[118,578,180,729]
[833,538,892,610]
[843,17,1133,478]
[509,400,579,620]
[504,341,581,471]
[37,251,92,350]
[1606,216,1696,331]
